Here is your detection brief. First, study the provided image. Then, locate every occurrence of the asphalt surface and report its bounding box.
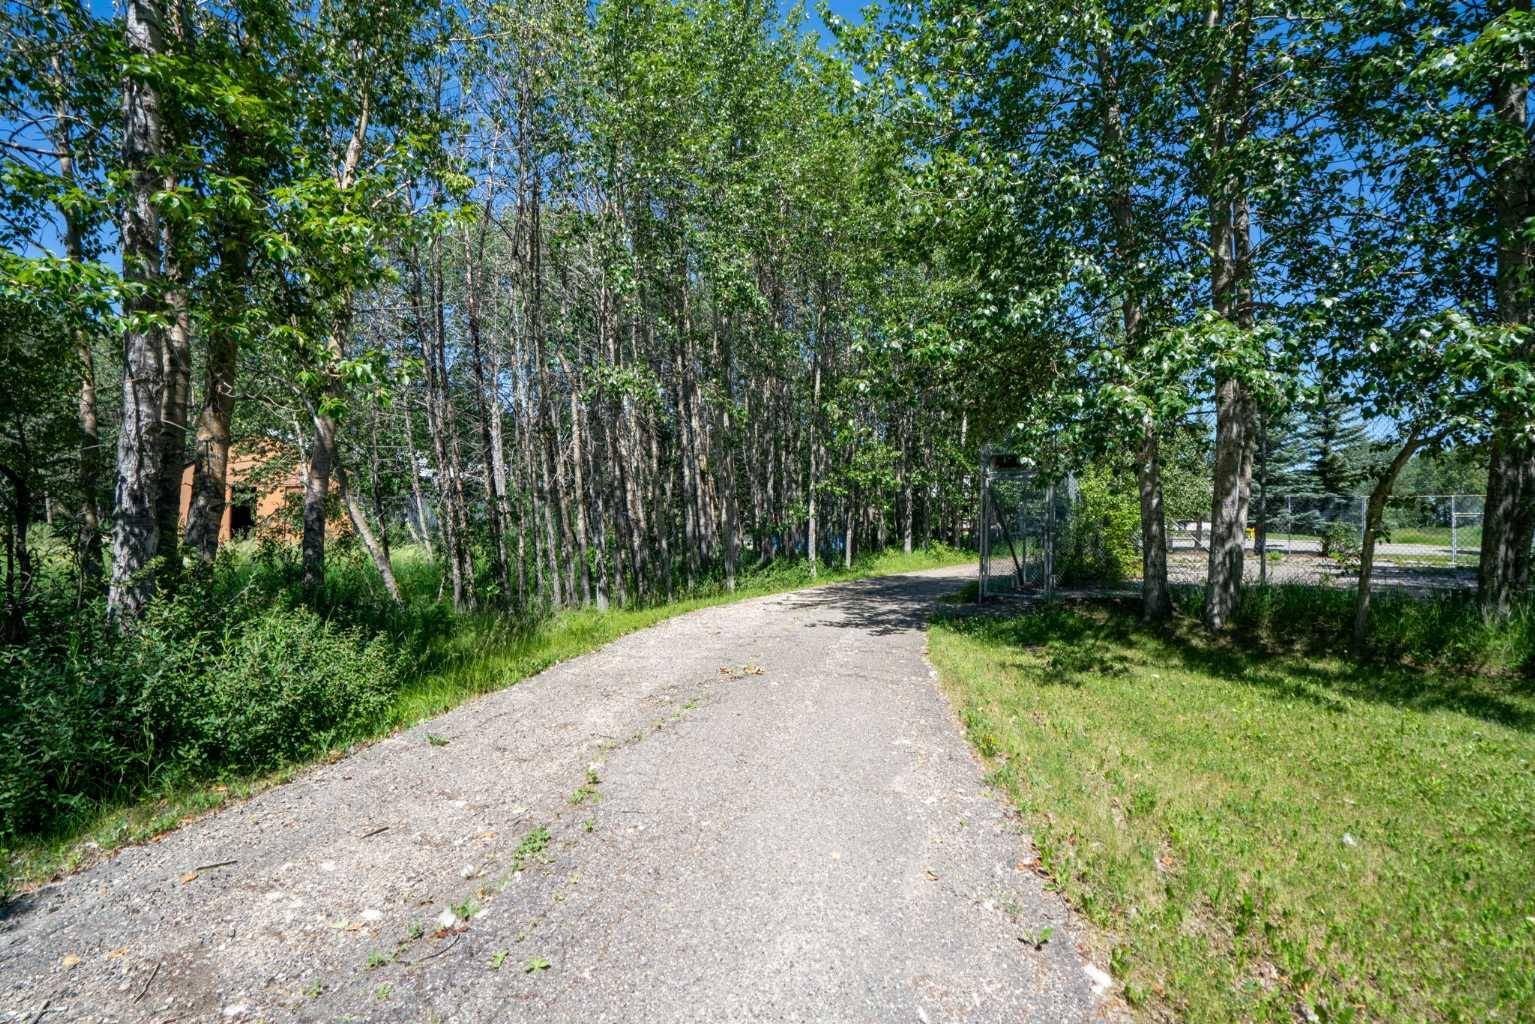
[1,566,1119,1023]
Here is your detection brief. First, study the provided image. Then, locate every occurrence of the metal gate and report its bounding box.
[978,449,1073,601]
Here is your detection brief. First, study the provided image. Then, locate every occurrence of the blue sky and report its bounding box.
[20,1,874,266]
[82,0,869,43]
[784,0,869,49]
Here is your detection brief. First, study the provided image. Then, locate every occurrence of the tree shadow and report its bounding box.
[1162,638,1535,732]
[777,573,966,636]
[937,599,1138,688]
[965,600,1535,734]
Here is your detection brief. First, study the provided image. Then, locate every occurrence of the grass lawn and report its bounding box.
[929,601,1535,1023]
[1386,526,1482,548]
[8,545,968,890]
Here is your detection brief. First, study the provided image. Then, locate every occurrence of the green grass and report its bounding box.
[6,543,969,890]
[1385,526,1482,547]
[930,602,1535,1023]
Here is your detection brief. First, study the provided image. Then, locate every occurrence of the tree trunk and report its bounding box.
[300,92,370,595]
[1203,198,1256,629]
[1480,33,1535,616]
[185,225,247,563]
[422,247,475,609]
[488,341,515,596]
[155,239,192,585]
[720,381,741,592]
[107,0,169,626]
[302,404,336,593]
[0,464,34,641]
[901,411,915,555]
[75,322,104,592]
[1479,436,1535,615]
[567,371,594,605]
[1097,37,1171,621]
[843,495,854,570]
[1355,430,1424,652]
[1138,425,1171,620]
[336,462,401,604]
[51,52,104,594]
[185,318,238,562]
[807,283,826,578]
[1206,374,1254,629]
[1197,2,1258,631]
[464,231,513,605]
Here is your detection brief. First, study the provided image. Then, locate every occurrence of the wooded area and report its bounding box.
[6,0,1535,637]
[4,0,1535,858]
[2,0,974,640]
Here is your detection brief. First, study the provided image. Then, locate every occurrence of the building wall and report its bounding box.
[176,450,306,543]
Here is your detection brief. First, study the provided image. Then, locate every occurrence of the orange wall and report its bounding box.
[176,452,310,543]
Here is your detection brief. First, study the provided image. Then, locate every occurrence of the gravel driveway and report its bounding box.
[1,566,1118,1023]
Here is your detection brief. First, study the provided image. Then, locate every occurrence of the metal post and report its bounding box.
[978,453,990,601]
[1044,482,1056,600]
[1286,496,1293,555]
[1450,494,1457,570]
[1257,473,1267,588]
[1257,412,1267,587]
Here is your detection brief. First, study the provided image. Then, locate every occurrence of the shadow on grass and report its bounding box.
[940,600,1535,733]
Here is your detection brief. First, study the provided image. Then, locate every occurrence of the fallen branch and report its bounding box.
[132,961,161,1004]
[359,826,389,839]
[408,932,461,966]
[191,860,237,873]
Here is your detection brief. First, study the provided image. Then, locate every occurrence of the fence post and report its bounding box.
[978,452,987,601]
[1257,477,1267,587]
[1450,494,1457,570]
[1286,496,1293,555]
[1044,482,1055,600]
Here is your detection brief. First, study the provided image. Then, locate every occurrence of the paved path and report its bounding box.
[1,567,1117,1023]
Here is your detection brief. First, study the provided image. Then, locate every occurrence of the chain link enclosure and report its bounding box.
[978,449,1075,601]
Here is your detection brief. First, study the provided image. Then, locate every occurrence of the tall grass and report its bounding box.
[1168,583,1535,675]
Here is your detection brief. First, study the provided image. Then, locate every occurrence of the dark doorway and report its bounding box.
[230,483,256,539]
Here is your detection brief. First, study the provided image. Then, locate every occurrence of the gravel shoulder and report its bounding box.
[1,566,1119,1023]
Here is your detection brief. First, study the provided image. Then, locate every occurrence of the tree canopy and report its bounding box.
[2,0,1532,638]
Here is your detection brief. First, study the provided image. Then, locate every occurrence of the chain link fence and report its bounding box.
[1165,492,1483,589]
[978,451,1074,599]
[983,474,1489,597]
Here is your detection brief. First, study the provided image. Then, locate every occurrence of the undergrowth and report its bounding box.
[1168,583,1535,675]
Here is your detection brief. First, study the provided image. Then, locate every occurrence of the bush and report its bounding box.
[1170,583,1535,675]
[1059,469,1140,585]
[195,607,400,771]
[1,538,964,854]
[1322,520,1361,571]
[0,640,140,840]
[0,553,431,845]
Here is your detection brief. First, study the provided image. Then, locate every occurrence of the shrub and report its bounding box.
[1170,583,1535,675]
[1059,469,1140,585]
[1322,521,1361,571]
[1,552,424,846]
[194,606,401,771]
[0,640,139,840]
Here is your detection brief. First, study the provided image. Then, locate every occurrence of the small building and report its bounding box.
[176,446,303,543]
